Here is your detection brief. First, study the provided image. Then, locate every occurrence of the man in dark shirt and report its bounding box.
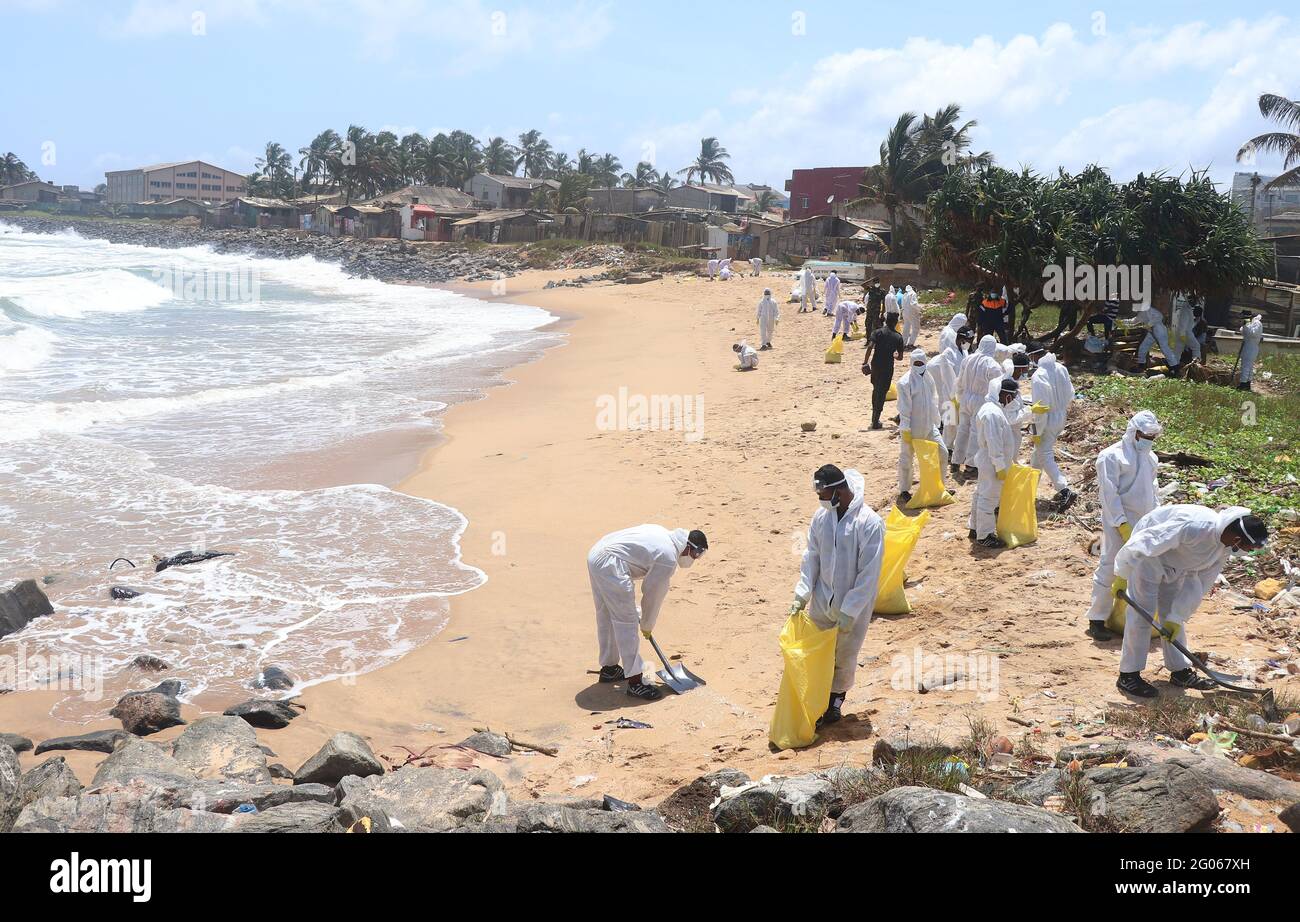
[862,311,905,429]
[864,278,886,333]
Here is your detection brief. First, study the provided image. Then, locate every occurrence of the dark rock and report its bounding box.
[1009,768,1064,806]
[336,766,504,831]
[130,654,169,671]
[268,763,295,781]
[253,665,296,691]
[1125,742,1300,804]
[658,768,752,832]
[3,755,83,833]
[13,788,236,833]
[837,786,1082,833]
[1082,762,1220,833]
[470,803,670,833]
[872,737,958,769]
[92,738,195,787]
[602,794,640,812]
[171,716,272,784]
[457,730,511,757]
[228,801,345,833]
[110,690,185,736]
[712,766,878,833]
[1,733,33,753]
[0,579,54,640]
[154,550,232,572]
[0,744,19,831]
[1055,738,1130,766]
[1280,802,1300,833]
[223,698,300,729]
[34,729,130,755]
[111,586,143,600]
[294,731,383,786]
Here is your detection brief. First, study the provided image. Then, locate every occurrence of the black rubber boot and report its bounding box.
[1169,668,1217,691]
[1085,622,1115,641]
[976,534,1007,549]
[1117,672,1158,698]
[598,665,625,683]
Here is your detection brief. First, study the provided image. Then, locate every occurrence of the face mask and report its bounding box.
[819,498,835,511]
[678,554,696,569]
[914,365,926,375]
[1136,438,1155,453]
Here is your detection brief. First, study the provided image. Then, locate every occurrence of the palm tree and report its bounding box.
[299,130,342,197]
[574,148,597,177]
[545,151,574,179]
[650,172,678,194]
[1,152,37,185]
[255,142,293,199]
[592,153,623,188]
[534,171,593,214]
[620,161,659,187]
[754,189,778,212]
[1238,93,1300,191]
[678,137,733,186]
[482,136,518,176]
[515,130,553,178]
[445,131,483,188]
[397,133,428,186]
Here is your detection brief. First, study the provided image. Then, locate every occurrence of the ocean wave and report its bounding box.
[0,319,58,373]
[0,267,173,318]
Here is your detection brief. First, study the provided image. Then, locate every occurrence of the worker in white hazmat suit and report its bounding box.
[1113,506,1268,698]
[900,285,921,348]
[799,265,818,313]
[1084,411,1163,640]
[952,334,1004,476]
[897,349,948,501]
[939,312,968,353]
[756,288,780,350]
[832,296,856,340]
[823,270,840,317]
[733,341,758,370]
[1171,297,1201,364]
[928,327,968,432]
[1136,305,1177,371]
[720,264,733,281]
[750,257,763,277]
[789,465,884,726]
[1029,352,1077,509]
[1237,314,1264,391]
[1003,353,1033,454]
[706,258,719,281]
[970,378,1021,547]
[588,525,709,700]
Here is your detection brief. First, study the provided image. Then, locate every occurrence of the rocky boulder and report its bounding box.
[110,684,186,736]
[712,766,877,833]
[223,698,301,730]
[1126,742,1300,805]
[228,801,345,833]
[252,665,296,691]
[35,729,129,755]
[91,738,195,788]
[457,730,512,757]
[170,716,271,784]
[1,733,33,754]
[0,579,54,640]
[471,803,670,833]
[0,743,20,831]
[1082,762,1220,833]
[336,766,504,832]
[13,788,236,833]
[3,755,84,833]
[837,786,1082,833]
[294,731,383,786]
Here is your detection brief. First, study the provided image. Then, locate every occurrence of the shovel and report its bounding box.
[1118,589,1279,718]
[645,632,706,694]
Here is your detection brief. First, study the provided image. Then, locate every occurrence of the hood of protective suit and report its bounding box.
[948,313,967,331]
[1216,506,1251,535]
[985,376,1003,404]
[977,335,997,357]
[668,527,690,558]
[1039,352,1058,372]
[1124,410,1161,444]
[841,468,866,515]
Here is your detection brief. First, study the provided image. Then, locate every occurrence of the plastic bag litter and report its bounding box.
[825,335,843,364]
[906,439,955,509]
[875,507,930,614]
[768,612,837,751]
[1105,576,1164,638]
[995,463,1041,548]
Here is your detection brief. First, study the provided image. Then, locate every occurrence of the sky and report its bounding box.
[3,0,1299,191]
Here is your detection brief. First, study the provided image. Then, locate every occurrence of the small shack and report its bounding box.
[759,214,886,265]
[452,209,554,243]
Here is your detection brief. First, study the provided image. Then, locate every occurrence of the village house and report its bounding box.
[758,213,886,265]
[123,198,211,219]
[588,186,668,214]
[215,196,298,229]
[105,160,245,205]
[784,167,867,220]
[364,185,479,242]
[666,183,746,214]
[464,173,558,209]
[452,209,554,243]
[312,203,399,239]
[1,179,60,204]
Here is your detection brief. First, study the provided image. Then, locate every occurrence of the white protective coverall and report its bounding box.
[1115,505,1251,674]
[952,335,1003,467]
[824,272,840,317]
[588,525,691,678]
[897,350,948,493]
[1003,379,1030,455]
[706,258,719,280]
[970,378,1017,539]
[1029,352,1075,492]
[832,299,857,339]
[750,257,763,277]
[1171,298,1201,362]
[1238,315,1264,385]
[800,266,818,312]
[938,312,967,353]
[793,469,885,693]
[928,342,964,429]
[756,292,780,347]
[1085,411,1162,623]
[736,342,759,370]
[1137,306,1175,366]
[900,285,921,346]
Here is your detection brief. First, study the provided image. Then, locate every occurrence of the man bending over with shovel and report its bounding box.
[1113,505,1268,698]
[789,465,884,727]
[588,525,708,701]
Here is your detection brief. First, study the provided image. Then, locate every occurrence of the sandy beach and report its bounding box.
[3,265,1295,809]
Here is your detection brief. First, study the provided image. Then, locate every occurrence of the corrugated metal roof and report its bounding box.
[478,174,555,190]
[235,196,294,209]
[366,184,476,209]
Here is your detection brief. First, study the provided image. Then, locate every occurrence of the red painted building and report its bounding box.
[784,167,867,221]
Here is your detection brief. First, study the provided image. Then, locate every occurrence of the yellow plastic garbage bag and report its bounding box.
[906,439,955,509]
[995,464,1041,548]
[825,335,844,364]
[886,379,897,400]
[1105,577,1163,639]
[769,612,837,751]
[875,507,930,614]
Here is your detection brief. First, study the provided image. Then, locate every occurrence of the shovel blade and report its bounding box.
[655,662,706,694]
